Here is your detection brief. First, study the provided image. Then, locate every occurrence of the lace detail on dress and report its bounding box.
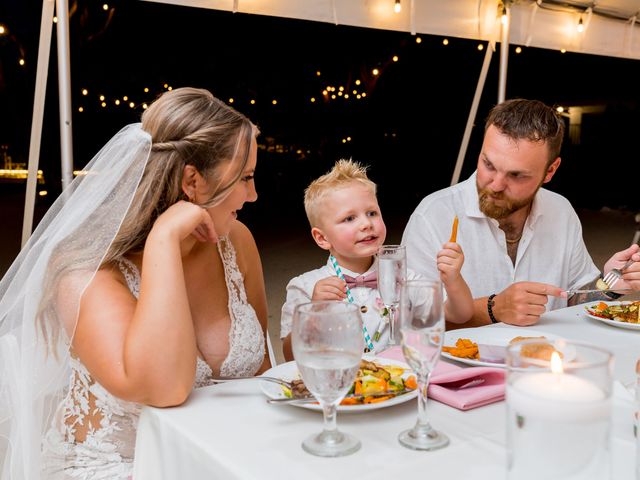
[193,237,265,386]
[217,237,265,378]
[42,243,264,477]
[41,258,142,480]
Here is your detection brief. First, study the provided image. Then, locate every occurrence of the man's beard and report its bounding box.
[476,182,541,220]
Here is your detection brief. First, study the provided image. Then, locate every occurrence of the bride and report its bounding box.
[0,87,271,479]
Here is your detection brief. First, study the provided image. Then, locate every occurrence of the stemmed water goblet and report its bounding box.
[398,279,449,450]
[291,301,364,457]
[377,245,407,346]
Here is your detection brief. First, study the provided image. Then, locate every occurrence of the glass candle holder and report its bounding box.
[506,339,613,480]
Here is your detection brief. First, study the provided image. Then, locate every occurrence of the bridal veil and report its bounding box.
[0,124,151,479]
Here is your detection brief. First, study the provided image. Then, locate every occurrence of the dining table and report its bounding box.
[132,303,639,480]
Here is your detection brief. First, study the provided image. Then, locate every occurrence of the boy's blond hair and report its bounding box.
[304,159,377,228]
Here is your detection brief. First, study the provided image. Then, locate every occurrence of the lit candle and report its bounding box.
[507,352,612,480]
[508,353,609,423]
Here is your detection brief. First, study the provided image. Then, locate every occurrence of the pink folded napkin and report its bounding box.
[377,346,505,411]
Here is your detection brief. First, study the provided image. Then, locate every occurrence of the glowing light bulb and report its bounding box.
[78,107,84,112]
[392,55,399,62]
[355,79,361,85]
[229,98,234,104]
[18,59,25,66]
[103,4,109,10]
[577,17,584,33]
[500,4,508,25]
[0,25,6,35]
[310,97,316,103]
[394,0,401,14]
[443,38,449,46]
[372,68,379,76]
[415,37,422,44]
[81,89,88,96]
[556,106,564,113]
[515,46,522,54]
[477,44,484,51]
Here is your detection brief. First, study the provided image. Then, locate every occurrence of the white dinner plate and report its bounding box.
[259,357,417,413]
[441,327,570,368]
[583,301,640,331]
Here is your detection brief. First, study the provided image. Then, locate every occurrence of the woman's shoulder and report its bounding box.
[227,220,258,251]
[225,220,260,269]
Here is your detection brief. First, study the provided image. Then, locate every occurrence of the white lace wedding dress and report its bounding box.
[41,237,265,479]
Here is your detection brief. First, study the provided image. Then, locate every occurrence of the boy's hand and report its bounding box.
[437,242,464,286]
[312,276,347,301]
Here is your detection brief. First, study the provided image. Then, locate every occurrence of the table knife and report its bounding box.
[564,288,632,296]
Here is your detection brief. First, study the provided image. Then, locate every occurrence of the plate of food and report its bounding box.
[259,357,417,412]
[441,327,570,368]
[584,301,640,331]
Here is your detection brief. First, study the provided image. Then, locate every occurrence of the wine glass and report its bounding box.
[377,244,407,346]
[291,301,364,457]
[397,279,449,451]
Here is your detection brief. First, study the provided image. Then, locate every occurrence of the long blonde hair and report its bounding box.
[104,87,255,263]
[37,87,255,350]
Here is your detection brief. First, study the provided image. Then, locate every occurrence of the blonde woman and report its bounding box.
[0,87,270,479]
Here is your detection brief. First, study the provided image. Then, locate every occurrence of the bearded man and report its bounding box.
[402,98,640,328]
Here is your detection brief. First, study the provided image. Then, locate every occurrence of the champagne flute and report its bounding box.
[398,279,449,451]
[377,245,407,346]
[291,301,364,457]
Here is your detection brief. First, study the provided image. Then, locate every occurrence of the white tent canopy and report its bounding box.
[146,0,640,60]
[23,0,640,244]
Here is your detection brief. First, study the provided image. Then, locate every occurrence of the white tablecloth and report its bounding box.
[133,304,638,480]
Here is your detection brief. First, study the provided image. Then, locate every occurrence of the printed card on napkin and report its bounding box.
[377,346,505,411]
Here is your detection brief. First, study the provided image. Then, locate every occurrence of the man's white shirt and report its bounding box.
[401,171,599,311]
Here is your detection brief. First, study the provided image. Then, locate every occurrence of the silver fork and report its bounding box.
[602,259,636,289]
[211,375,293,389]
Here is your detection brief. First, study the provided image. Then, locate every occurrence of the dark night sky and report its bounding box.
[2,0,640,233]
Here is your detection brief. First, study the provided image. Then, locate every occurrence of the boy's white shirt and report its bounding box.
[280,256,426,354]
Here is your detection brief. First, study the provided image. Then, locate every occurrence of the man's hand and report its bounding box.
[603,244,640,291]
[492,282,564,326]
[312,276,347,301]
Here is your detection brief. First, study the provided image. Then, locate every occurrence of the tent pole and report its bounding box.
[498,3,510,104]
[450,40,495,186]
[56,0,74,191]
[22,0,55,247]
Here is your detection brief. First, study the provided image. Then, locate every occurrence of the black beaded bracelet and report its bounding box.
[487,294,499,324]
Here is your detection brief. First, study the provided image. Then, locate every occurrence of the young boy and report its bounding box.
[280,160,473,361]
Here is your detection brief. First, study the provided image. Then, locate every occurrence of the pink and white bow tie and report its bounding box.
[343,272,377,289]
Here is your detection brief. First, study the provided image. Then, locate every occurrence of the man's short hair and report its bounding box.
[304,159,377,228]
[485,99,565,165]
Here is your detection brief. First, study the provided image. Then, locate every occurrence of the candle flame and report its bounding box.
[550,351,563,373]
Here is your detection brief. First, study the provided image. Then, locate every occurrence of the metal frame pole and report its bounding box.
[450,40,496,186]
[498,3,510,104]
[22,0,56,247]
[56,0,74,191]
